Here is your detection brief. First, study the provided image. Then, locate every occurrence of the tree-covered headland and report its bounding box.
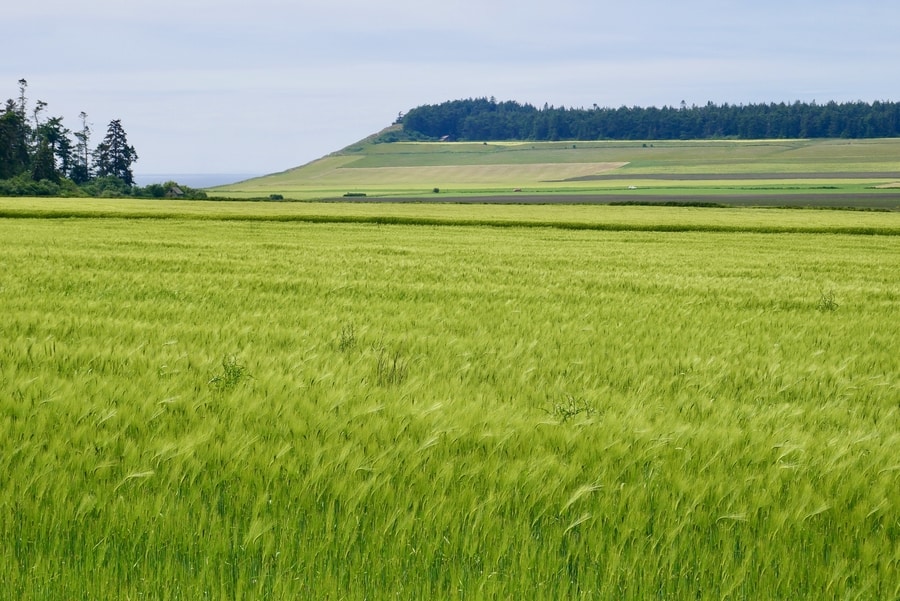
[0,79,205,198]
[398,97,900,141]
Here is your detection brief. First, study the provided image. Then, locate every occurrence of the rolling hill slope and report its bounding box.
[211,129,900,209]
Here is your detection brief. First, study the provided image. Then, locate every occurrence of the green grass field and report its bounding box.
[211,136,900,206]
[1,201,898,599]
[2,197,900,234]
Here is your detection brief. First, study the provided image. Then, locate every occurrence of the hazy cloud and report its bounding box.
[4,0,899,173]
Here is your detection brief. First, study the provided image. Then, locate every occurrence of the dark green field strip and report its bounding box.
[2,208,898,236]
[342,190,900,209]
[561,172,900,181]
[329,192,900,211]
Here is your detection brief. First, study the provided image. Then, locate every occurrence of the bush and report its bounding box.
[130,181,208,200]
[143,183,167,198]
[0,173,214,200]
[0,173,62,196]
[81,176,132,197]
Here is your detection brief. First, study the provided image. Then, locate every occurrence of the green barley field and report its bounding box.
[1,200,898,599]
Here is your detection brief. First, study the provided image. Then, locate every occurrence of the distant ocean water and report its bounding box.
[133,173,263,188]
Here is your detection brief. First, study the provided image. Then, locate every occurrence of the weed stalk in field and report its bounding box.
[337,323,356,352]
[816,289,839,312]
[208,355,250,391]
[546,395,596,422]
[374,345,407,386]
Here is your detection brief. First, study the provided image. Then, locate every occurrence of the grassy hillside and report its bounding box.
[211,133,900,207]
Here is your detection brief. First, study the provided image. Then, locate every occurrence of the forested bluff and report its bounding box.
[397,97,900,142]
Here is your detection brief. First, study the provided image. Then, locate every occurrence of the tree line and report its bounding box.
[399,97,900,142]
[0,79,204,198]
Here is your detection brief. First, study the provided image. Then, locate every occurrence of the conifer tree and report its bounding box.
[31,138,59,182]
[70,111,92,184]
[93,119,138,185]
[0,99,30,179]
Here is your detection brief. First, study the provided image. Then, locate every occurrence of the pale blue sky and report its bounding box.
[4,0,899,176]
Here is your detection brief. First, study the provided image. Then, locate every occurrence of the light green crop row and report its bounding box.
[2,197,900,234]
[1,214,897,599]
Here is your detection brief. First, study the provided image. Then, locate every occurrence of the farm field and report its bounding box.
[1,202,898,599]
[212,136,900,208]
[3,196,900,234]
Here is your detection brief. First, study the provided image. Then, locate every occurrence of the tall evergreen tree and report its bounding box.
[36,116,72,177]
[16,79,28,120]
[93,119,138,185]
[30,99,47,149]
[0,99,30,179]
[31,139,59,182]
[70,111,92,184]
